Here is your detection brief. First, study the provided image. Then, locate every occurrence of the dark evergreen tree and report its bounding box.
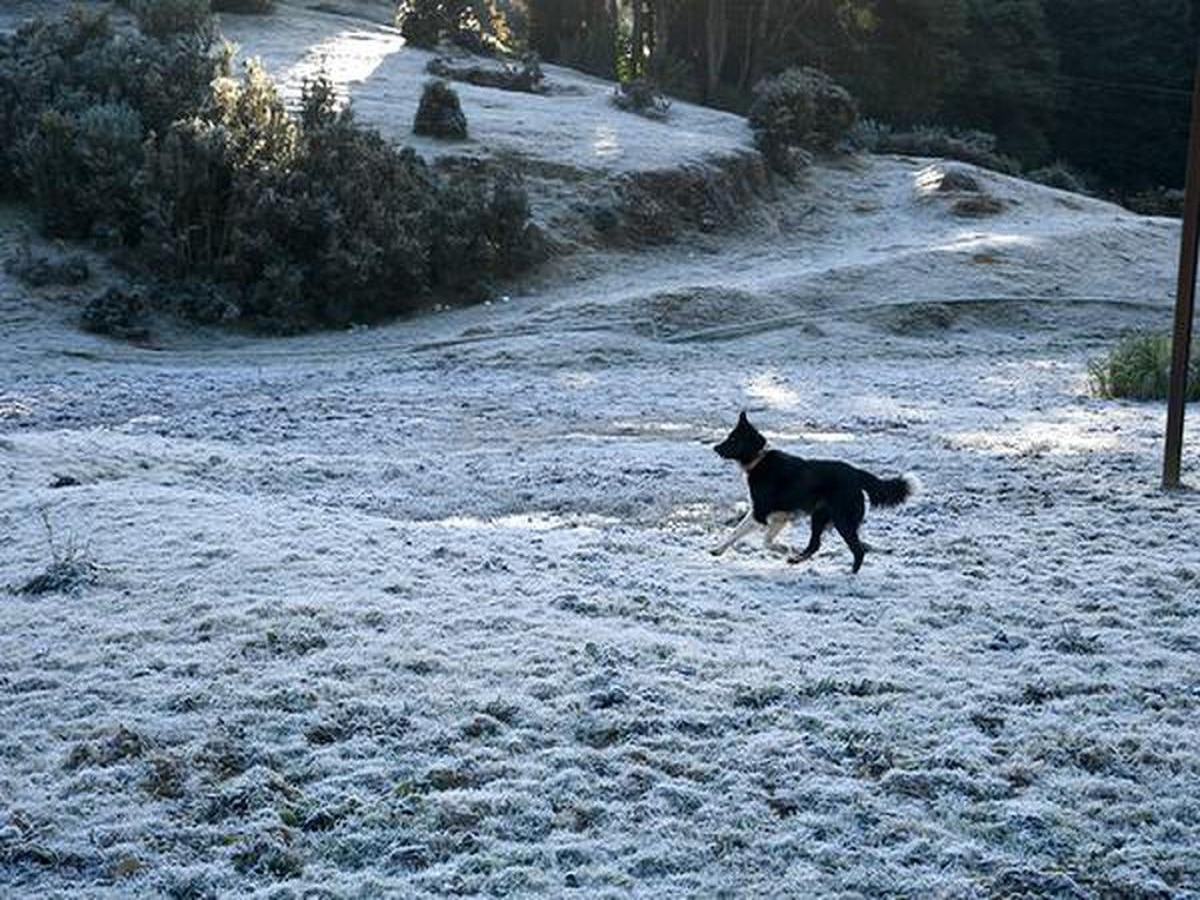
[945,0,1058,164]
[1045,0,1195,190]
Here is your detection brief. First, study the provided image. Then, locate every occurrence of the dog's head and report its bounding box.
[713,411,766,463]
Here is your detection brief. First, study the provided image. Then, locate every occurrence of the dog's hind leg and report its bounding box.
[832,504,867,573]
[710,511,758,557]
[788,508,829,564]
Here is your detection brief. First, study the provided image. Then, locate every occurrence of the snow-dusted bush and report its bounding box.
[213,0,275,12]
[413,78,468,138]
[612,78,671,121]
[3,7,537,333]
[228,114,447,329]
[397,0,468,48]
[1029,161,1090,195]
[81,287,150,341]
[142,66,534,331]
[139,60,298,279]
[0,5,223,202]
[397,0,508,52]
[128,0,213,38]
[1120,187,1185,218]
[748,67,857,174]
[426,53,545,94]
[1089,333,1198,401]
[849,118,1022,176]
[4,246,90,287]
[25,102,144,243]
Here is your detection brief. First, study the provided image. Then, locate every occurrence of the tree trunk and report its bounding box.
[704,0,727,102]
[652,0,670,56]
[632,0,644,76]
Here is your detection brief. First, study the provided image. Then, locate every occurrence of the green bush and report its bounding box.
[397,0,468,48]
[139,116,241,277]
[141,64,534,331]
[129,0,213,38]
[1028,161,1090,195]
[413,79,467,139]
[0,5,223,198]
[3,7,538,333]
[213,0,275,12]
[139,59,296,278]
[81,287,150,341]
[849,119,1022,176]
[397,0,508,52]
[25,102,144,242]
[210,60,300,170]
[748,67,857,173]
[234,115,443,328]
[1119,188,1185,218]
[1089,334,1198,401]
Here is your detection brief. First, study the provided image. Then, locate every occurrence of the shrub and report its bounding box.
[209,60,300,171]
[4,247,90,287]
[1029,161,1089,195]
[3,7,538,333]
[397,0,508,52]
[611,79,671,121]
[141,66,533,331]
[139,59,297,277]
[1089,333,1198,402]
[0,5,223,199]
[486,170,542,273]
[81,287,151,341]
[426,53,544,93]
[413,79,467,139]
[1119,187,1185,218]
[397,0,467,48]
[139,117,241,277]
[849,119,1022,176]
[25,102,144,243]
[300,70,339,131]
[748,67,857,174]
[213,0,275,12]
[129,0,213,38]
[230,115,444,328]
[0,7,114,193]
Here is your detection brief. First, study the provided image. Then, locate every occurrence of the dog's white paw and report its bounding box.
[787,551,812,565]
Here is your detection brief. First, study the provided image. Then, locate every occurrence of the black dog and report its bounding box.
[711,412,917,573]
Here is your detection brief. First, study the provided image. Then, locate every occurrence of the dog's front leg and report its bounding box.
[710,511,758,556]
[763,513,793,556]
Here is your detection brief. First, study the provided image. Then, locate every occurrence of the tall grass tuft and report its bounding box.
[1088,333,1198,401]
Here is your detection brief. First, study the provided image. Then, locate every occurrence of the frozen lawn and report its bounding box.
[3,153,1199,896]
[2,2,1200,896]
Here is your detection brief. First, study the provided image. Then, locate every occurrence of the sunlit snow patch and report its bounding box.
[428,512,619,532]
[949,418,1120,455]
[281,27,405,106]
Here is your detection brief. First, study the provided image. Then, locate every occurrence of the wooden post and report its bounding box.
[1163,64,1200,488]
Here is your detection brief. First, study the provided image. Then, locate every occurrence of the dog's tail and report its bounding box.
[860,470,921,508]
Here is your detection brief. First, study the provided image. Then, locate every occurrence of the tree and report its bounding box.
[945,0,1058,165]
[1045,0,1195,189]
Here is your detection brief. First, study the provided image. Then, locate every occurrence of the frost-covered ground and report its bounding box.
[4,2,1200,898]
